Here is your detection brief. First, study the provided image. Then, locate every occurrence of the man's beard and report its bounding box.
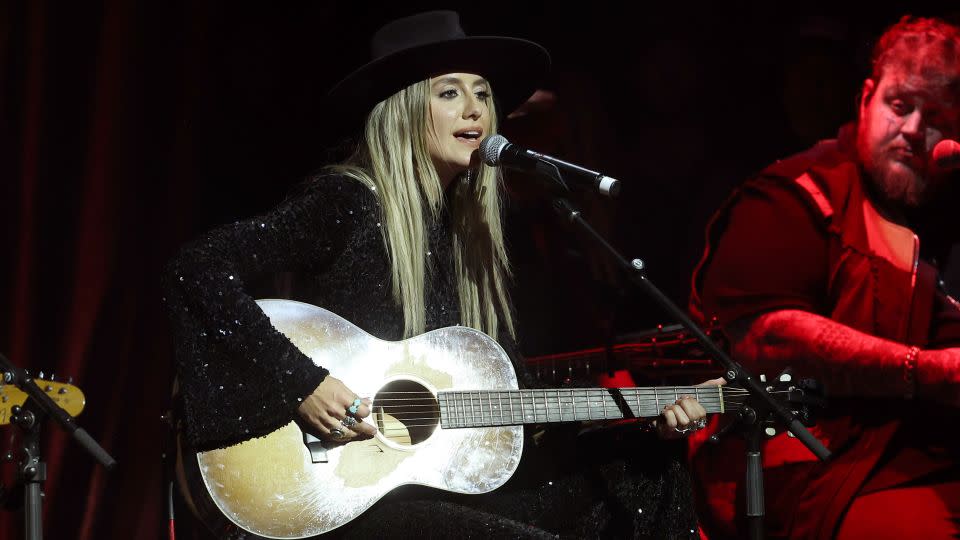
[864,152,932,210]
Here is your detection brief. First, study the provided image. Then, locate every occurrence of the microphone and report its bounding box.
[932,139,960,173]
[479,134,621,198]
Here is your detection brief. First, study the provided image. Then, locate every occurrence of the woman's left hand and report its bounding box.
[656,377,726,439]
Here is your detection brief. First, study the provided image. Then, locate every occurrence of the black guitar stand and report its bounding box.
[0,353,116,540]
[541,184,831,540]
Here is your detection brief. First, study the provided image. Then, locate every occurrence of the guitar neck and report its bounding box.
[438,386,724,428]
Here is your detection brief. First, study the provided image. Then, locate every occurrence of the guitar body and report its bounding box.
[181,299,523,539]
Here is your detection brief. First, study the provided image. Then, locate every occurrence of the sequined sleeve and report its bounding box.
[162,175,379,451]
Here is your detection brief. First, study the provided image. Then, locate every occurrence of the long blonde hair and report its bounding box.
[328,79,515,340]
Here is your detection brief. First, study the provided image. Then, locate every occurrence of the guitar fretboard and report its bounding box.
[438,386,724,428]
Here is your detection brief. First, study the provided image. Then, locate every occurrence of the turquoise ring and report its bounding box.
[348,398,362,415]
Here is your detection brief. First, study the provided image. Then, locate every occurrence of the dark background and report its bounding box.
[2,2,958,538]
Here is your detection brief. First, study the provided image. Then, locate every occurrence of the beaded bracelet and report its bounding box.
[903,346,920,400]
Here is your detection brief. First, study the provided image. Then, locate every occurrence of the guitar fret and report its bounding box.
[446,392,452,427]
[478,391,484,425]
[515,391,522,424]
[447,392,454,427]
[438,393,445,427]
[471,392,479,426]
[449,392,456,427]
[497,391,505,426]
[519,391,526,423]
[450,392,456,427]
[556,388,562,422]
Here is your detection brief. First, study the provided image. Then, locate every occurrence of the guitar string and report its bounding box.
[348,389,783,404]
[366,398,739,422]
[352,388,754,394]
[347,388,759,400]
[351,398,731,411]
[359,398,763,431]
[377,404,752,437]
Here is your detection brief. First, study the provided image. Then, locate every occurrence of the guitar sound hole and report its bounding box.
[373,380,439,446]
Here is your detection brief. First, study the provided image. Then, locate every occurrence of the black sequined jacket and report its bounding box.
[162,175,531,451]
[162,174,698,538]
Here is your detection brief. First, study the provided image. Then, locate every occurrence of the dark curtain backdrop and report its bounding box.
[1,2,957,539]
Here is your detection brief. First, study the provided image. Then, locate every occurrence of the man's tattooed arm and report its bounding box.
[728,309,960,405]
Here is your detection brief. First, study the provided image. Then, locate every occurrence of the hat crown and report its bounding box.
[371,11,467,59]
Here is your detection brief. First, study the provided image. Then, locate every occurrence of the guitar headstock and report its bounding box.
[708,368,826,445]
[759,369,826,438]
[0,374,86,425]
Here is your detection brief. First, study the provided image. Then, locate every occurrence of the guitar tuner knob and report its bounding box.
[779,373,792,383]
[67,377,74,384]
[764,427,777,437]
[787,431,796,438]
[38,371,44,380]
[759,374,767,383]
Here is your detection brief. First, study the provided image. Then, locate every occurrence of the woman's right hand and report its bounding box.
[297,376,376,442]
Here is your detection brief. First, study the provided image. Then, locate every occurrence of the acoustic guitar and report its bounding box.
[180,299,803,539]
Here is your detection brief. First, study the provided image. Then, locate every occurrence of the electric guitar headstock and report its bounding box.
[527,320,727,383]
[0,373,86,425]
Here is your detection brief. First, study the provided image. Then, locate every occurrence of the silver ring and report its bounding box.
[675,418,707,435]
[341,416,358,428]
[329,428,344,439]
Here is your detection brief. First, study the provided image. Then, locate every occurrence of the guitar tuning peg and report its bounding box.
[49,373,56,381]
[779,373,792,383]
[38,371,44,380]
[759,374,767,383]
[67,376,74,384]
[764,427,777,437]
[787,431,796,438]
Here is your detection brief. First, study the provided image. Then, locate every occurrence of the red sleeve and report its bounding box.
[700,180,830,327]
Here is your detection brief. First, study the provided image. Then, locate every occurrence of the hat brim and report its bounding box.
[328,36,549,129]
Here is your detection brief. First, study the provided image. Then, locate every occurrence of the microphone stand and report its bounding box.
[546,194,831,540]
[0,353,117,540]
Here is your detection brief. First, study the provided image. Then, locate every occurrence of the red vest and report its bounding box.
[689,138,940,539]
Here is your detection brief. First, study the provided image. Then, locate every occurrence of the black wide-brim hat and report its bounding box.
[328,11,550,126]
